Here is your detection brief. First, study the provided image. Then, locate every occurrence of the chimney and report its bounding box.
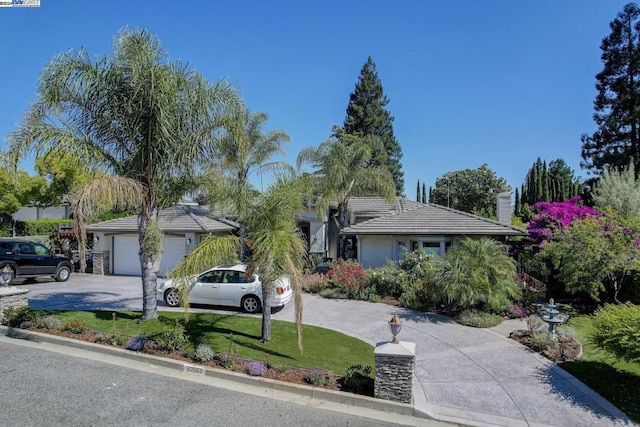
[496,192,512,225]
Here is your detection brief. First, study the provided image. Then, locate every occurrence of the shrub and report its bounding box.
[194,343,216,362]
[319,287,348,299]
[15,219,74,237]
[455,310,502,328]
[327,260,369,299]
[367,262,405,298]
[556,326,577,343]
[247,361,267,376]
[301,273,329,293]
[591,302,640,363]
[35,314,64,330]
[2,306,42,327]
[530,331,555,352]
[304,366,334,387]
[527,315,547,334]
[155,321,191,353]
[341,364,374,395]
[62,319,89,334]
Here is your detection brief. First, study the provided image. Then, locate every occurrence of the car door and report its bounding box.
[188,270,224,305]
[33,243,57,275]
[14,242,37,275]
[216,270,254,307]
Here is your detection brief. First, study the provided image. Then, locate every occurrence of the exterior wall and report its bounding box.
[358,235,460,268]
[13,206,71,221]
[357,235,395,268]
[298,208,326,255]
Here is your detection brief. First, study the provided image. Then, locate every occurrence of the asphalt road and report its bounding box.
[0,339,411,427]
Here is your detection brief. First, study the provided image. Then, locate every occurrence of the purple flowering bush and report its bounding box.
[247,361,267,376]
[527,196,599,243]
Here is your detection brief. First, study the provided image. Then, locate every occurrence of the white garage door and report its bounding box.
[113,236,186,277]
[113,236,140,276]
[158,237,186,278]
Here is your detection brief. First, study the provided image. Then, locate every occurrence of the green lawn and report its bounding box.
[52,310,373,375]
[561,315,640,422]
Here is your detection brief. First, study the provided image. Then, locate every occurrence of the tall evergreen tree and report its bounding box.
[581,3,640,176]
[416,179,421,202]
[518,158,581,219]
[343,56,404,195]
[422,182,427,204]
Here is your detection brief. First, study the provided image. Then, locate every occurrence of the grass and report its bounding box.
[560,315,640,422]
[51,310,373,375]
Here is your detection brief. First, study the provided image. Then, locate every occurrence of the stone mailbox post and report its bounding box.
[374,315,415,404]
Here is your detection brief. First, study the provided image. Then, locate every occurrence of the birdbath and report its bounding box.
[540,298,567,339]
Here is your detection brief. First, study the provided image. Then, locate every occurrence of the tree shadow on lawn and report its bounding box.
[535,360,639,424]
[560,360,640,423]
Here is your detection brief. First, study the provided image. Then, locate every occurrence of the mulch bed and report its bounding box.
[509,329,582,362]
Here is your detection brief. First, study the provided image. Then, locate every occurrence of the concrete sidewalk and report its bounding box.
[274,295,633,427]
[22,274,635,426]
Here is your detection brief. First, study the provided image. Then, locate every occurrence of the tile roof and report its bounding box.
[347,197,423,218]
[87,205,238,233]
[342,202,527,236]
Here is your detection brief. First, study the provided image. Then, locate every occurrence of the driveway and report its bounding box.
[20,273,635,426]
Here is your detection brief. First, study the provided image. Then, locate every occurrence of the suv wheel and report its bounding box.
[55,266,71,282]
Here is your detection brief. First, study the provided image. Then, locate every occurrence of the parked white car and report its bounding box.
[157,264,292,314]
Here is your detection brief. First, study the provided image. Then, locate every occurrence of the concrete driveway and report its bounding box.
[19,273,635,426]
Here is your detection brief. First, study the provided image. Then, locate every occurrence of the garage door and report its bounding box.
[158,237,186,278]
[113,236,186,277]
[113,236,140,276]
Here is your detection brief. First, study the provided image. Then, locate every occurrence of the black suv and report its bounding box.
[0,239,74,284]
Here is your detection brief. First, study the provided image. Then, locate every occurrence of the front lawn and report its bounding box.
[561,315,640,422]
[51,310,373,376]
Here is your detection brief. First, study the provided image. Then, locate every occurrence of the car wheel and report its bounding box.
[54,266,71,282]
[164,288,182,307]
[241,295,261,314]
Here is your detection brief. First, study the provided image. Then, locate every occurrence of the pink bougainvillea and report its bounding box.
[527,196,599,242]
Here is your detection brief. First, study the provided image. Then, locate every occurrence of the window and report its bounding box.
[34,244,50,256]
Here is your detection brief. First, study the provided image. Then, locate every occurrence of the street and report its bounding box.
[0,338,416,427]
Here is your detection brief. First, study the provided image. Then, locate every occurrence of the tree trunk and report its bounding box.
[261,285,272,342]
[337,201,349,259]
[139,213,160,320]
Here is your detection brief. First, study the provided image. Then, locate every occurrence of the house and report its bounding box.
[88,204,238,277]
[340,196,526,268]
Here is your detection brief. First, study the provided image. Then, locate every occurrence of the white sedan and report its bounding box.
[157,264,292,314]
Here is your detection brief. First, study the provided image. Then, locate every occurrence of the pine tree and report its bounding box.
[343,56,404,195]
[581,3,640,176]
[514,187,521,217]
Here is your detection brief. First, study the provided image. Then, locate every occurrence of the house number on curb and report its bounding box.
[183,364,205,375]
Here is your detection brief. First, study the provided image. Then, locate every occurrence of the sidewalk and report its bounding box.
[274,295,634,427]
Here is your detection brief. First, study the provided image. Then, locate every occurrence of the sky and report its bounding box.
[0,0,633,199]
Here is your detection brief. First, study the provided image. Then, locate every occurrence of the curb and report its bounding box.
[0,325,415,418]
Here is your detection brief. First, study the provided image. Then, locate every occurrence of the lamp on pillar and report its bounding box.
[389,315,402,344]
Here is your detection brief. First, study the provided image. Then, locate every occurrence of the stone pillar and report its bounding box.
[374,341,415,404]
[92,250,110,275]
[0,287,30,324]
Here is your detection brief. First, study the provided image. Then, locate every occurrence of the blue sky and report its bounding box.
[0,1,631,198]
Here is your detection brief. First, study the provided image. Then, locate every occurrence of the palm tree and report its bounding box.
[4,28,241,320]
[297,126,395,258]
[433,238,520,309]
[172,109,307,346]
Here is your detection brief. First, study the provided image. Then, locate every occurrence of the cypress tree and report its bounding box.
[422,182,427,203]
[416,179,420,202]
[343,56,404,195]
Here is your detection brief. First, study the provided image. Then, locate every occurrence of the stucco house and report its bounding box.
[340,195,527,268]
[88,204,238,277]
